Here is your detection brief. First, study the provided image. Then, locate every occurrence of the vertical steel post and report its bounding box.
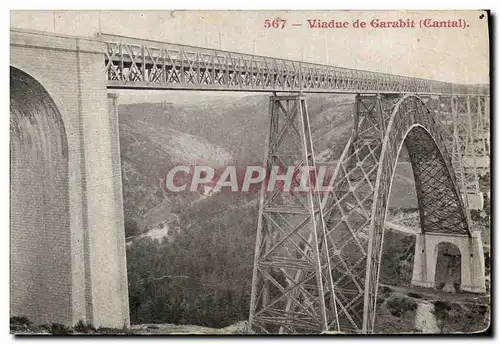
[452,95,473,228]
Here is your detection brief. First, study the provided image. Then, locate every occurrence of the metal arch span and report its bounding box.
[249,93,473,334]
[323,94,470,333]
[361,95,470,333]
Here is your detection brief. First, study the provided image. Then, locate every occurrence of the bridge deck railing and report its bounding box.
[101,33,488,95]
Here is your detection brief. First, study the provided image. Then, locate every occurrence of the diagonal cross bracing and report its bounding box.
[250,93,486,334]
[101,33,488,95]
[249,95,339,334]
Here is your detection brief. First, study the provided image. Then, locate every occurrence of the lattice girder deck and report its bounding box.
[101,33,488,95]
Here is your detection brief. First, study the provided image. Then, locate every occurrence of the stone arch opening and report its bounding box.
[10,66,72,325]
[434,241,462,293]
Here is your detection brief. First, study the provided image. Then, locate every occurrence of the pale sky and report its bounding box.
[11,10,490,85]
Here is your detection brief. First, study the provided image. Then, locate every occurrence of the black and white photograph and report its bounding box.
[9,9,491,335]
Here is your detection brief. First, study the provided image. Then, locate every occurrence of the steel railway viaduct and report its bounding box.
[10,28,490,333]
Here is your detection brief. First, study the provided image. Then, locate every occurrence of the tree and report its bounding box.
[125,218,141,237]
[126,193,258,327]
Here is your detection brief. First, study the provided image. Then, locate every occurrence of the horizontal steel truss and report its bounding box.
[250,93,473,334]
[102,33,488,95]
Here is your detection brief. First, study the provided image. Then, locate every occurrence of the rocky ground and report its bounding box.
[10,318,250,335]
[374,285,490,334]
[12,288,490,336]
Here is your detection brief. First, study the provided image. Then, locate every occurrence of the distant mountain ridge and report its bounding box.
[118,93,418,234]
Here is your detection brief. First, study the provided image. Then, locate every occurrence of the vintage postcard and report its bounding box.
[9,9,490,335]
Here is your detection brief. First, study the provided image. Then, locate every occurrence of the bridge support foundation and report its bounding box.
[411,232,486,293]
[10,30,130,329]
[465,192,484,211]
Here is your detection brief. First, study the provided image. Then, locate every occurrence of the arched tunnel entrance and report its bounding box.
[10,67,72,325]
[435,242,462,293]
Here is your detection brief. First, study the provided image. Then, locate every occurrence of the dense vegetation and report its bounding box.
[379,230,416,287]
[127,193,258,327]
[126,196,423,327]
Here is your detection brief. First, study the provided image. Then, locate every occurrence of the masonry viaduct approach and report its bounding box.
[10,28,489,333]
